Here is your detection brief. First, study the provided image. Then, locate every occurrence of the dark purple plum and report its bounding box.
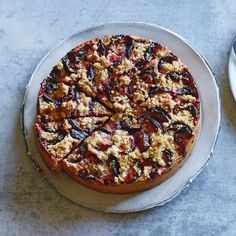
[43,93,61,105]
[134,131,150,152]
[135,59,146,68]
[70,86,80,101]
[97,40,106,56]
[49,66,60,80]
[108,156,120,177]
[67,158,81,163]
[61,55,74,74]
[46,79,57,91]
[70,129,88,140]
[87,64,95,79]
[139,68,155,83]
[158,54,178,73]
[78,140,87,156]
[173,104,199,118]
[148,86,170,97]
[176,87,193,96]
[68,119,81,131]
[149,107,171,123]
[144,43,155,61]
[162,149,172,167]
[93,127,111,134]
[50,132,66,145]
[148,118,163,130]
[167,71,190,82]
[125,38,134,58]
[74,45,89,63]
[112,35,125,40]
[188,104,198,117]
[134,159,142,171]
[166,122,192,134]
[120,120,140,134]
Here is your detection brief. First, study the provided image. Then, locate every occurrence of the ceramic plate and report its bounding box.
[228,36,236,101]
[21,22,220,213]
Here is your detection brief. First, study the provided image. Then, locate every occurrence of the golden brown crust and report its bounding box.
[61,158,184,194]
[35,132,61,172]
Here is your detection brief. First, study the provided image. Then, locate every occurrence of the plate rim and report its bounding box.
[20,21,221,213]
[228,35,236,101]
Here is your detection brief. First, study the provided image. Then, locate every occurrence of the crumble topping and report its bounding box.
[115,58,133,75]
[35,35,200,187]
[161,60,185,72]
[47,135,75,158]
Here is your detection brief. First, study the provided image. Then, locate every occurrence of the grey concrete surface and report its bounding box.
[0,0,236,235]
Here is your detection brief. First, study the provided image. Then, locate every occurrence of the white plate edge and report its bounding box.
[228,36,236,101]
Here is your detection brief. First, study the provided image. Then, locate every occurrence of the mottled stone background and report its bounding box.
[0,0,236,235]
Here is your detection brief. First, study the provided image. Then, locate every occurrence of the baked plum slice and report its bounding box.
[166,122,193,155]
[119,120,141,134]
[134,131,150,152]
[148,107,171,124]
[141,158,160,179]
[144,42,162,61]
[61,55,75,75]
[144,43,156,61]
[43,93,61,106]
[109,35,134,58]
[176,87,194,96]
[93,127,112,134]
[148,117,162,130]
[50,131,67,145]
[166,122,192,134]
[74,45,90,63]
[162,149,172,167]
[173,103,199,118]
[135,59,146,69]
[177,85,199,98]
[46,78,57,91]
[125,37,134,59]
[139,67,156,84]
[166,69,191,83]
[97,40,106,56]
[87,64,95,80]
[107,156,120,177]
[70,129,88,140]
[148,86,171,97]
[158,54,178,73]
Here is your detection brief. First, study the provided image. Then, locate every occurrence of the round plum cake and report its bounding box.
[34,35,200,194]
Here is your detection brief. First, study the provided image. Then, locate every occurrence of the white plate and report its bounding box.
[228,36,236,101]
[21,22,220,213]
